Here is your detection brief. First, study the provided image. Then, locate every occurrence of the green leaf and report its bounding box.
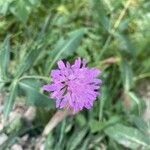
[54,119,66,150]
[128,92,144,115]
[0,35,10,79]
[80,137,91,150]
[45,133,54,150]
[10,0,30,23]
[47,28,85,71]
[19,81,54,109]
[115,33,136,57]
[15,43,43,78]
[3,80,18,119]
[6,115,22,134]
[99,86,108,121]
[120,60,133,91]
[89,116,121,133]
[142,58,150,72]
[75,114,86,127]
[28,0,41,5]
[89,119,104,133]
[0,0,14,15]
[105,123,150,149]
[129,115,150,134]
[67,128,88,150]
[92,0,110,31]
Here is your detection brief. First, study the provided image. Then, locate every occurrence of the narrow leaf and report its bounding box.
[3,81,18,119]
[15,43,43,78]
[105,123,150,149]
[67,128,88,150]
[47,28,85,71]
[0,35,10,79]
[120,60,133,91]
[128,92,143,115]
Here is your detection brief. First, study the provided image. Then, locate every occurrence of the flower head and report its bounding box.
[43,58,102,112]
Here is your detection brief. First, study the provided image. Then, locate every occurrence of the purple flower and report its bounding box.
[43,58,102,112]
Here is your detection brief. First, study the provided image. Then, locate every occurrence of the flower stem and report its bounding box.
[42,109,73,137]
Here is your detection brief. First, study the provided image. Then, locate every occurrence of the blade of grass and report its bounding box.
[0,35,10,80]
[3,80,18,120]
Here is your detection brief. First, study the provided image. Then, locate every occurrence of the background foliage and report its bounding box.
[0,0,150,149]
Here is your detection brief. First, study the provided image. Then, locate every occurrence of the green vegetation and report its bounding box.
[0,0,150,149]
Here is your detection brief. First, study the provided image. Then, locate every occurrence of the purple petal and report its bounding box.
[59,97,67,108]
[51,70,61,78]
[84,102,92,109]
[56,99,61,108]
[43,83,64,92]
[42,84,53,91]
[93,79,102,85]
[42,57,102,112]
[72,57,81,69]
[57,60,66,69]
[66,62,71,68]
[82,59,87,67]
[90,68,101,77]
